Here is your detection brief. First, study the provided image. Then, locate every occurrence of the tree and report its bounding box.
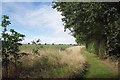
[1,15,25,78]
[52,43,54,45]
[45,43,47,45]
[53,2,120,58]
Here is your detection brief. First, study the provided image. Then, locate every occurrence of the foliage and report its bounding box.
[1,15,25,78]
[52,2,120,58]
[31,39,40,44]
[31,39,41,54]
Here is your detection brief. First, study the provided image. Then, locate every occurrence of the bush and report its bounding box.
[1,15,25,78]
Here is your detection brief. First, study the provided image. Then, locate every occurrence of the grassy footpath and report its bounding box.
[81,49,118,78]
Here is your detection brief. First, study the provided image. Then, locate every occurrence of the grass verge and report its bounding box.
[81,48,118,78]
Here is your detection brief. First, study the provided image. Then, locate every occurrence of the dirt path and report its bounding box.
[66,46,85,54]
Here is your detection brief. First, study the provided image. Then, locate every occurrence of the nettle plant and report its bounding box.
[1,15,25,78]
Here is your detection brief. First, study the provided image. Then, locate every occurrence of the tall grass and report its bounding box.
[19,46,87,78]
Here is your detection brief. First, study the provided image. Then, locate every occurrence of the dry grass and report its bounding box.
[19,46,87,78]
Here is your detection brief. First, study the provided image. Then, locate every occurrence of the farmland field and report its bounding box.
[17,44,119,78]
[18,44,87,78]
[19,44,72,53]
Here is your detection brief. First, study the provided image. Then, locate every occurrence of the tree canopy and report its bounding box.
[53,2,120,57]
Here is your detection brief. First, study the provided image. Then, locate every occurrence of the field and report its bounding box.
[1,44,118,78]
[16,44,119,78]
[19,44,72,53]
[18,44,87,78]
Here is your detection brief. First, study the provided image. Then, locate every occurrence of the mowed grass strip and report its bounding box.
[81,48,118,78]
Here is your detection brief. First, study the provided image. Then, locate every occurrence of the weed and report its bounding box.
[32,49,38,54]
[19,46,87,78]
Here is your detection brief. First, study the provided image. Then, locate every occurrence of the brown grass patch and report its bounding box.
[19,46,87,78]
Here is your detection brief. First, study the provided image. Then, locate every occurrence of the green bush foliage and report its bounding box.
[1,15,25,78]
[52,2,120,58]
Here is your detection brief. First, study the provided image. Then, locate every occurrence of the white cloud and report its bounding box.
[12,5,63,31]
[23,35,75,44]
[3,3,76,44]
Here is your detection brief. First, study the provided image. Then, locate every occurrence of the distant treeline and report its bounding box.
[27,43,78,46]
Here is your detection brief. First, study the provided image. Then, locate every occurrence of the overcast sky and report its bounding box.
[1,2,76,44]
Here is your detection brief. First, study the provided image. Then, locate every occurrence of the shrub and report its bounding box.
[1,15,25,78]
